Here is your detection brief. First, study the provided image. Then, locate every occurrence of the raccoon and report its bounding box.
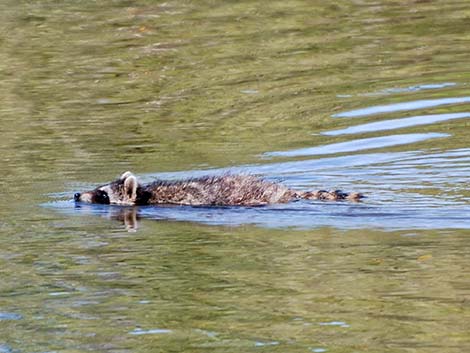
[74,171,363,206]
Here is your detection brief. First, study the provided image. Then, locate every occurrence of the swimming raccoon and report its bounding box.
[74,171,363,206]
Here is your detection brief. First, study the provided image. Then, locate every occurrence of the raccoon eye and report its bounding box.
[95,190,110,204]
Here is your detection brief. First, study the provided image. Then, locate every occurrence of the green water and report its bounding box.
[1,1,470,352]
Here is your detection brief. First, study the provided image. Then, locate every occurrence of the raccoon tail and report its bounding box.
[297,190,364,202]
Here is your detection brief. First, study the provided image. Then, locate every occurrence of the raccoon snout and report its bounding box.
[74,193,81,202]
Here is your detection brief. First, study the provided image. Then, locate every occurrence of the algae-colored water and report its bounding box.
[1,1,469,352]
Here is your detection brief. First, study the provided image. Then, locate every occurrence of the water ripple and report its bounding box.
[0,312,22,321]
[333,96,470,118]
[379,82,457,94]
[337,83,457,98]
[129,328,172,335]
[264,133,448,158]
[323,112,470,136]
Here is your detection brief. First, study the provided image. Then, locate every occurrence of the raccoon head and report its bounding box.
[74,171,139,206]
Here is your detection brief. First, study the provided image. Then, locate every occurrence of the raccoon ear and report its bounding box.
[120,171,134,180]
[123,175,138,201]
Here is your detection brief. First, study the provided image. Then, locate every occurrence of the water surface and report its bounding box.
[1,1,470,352]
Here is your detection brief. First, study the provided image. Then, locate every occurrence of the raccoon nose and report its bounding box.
[74,193,81,201]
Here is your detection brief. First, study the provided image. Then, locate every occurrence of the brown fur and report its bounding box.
[75,171,363,206]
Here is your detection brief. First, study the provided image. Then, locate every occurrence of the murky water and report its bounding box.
[1,1,470,352]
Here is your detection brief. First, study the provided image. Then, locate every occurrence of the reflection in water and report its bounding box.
[323,112,470,136]
[333,96,470,118]
[73,203,139,231]
[264,133,448,158]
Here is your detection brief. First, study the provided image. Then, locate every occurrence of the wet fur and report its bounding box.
[75,172,363,206]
